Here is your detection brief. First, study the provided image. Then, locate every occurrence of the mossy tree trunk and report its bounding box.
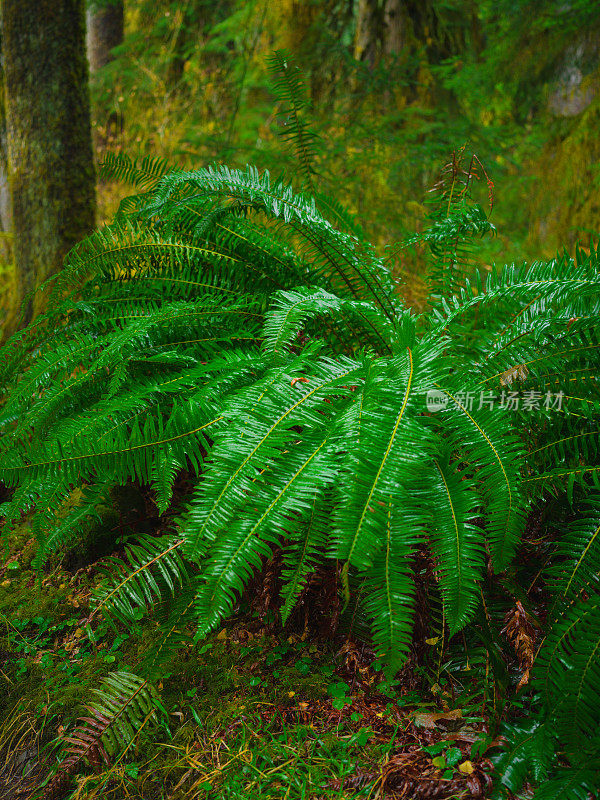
[354,0,410,66]
[1,0,96,331]
[0,20,11,238]
[353,1,478,68]
[86,0,124,74]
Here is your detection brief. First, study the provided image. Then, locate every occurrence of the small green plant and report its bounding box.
[41,670,163,798]
[423,741,465,779]
[327,681,352,710]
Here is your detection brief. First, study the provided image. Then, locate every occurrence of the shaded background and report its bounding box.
[2,0,600,325]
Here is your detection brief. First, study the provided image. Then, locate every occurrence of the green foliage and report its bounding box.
[267,48,323,196]
[92,534,188,626]
[1,147,600,793]
[496,495,600,797]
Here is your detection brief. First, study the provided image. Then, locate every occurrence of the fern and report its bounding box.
[497,495,600,797]
[1,151,600,797]
[267,50,320,193]
[44,672,161,798]
[91,534,188,626]
[428,458,486,635]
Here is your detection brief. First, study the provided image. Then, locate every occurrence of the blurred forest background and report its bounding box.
[1,0,600,329]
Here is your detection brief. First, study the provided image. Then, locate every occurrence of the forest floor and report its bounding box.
[0,509,497,799]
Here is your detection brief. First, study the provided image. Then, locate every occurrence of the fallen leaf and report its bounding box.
[459,760,474,774]
[413,709,462,729]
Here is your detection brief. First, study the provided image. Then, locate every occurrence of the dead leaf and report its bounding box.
[413,708,462,729]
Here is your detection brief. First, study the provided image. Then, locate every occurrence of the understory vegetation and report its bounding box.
[1,120,599,798]
[2,2,600,795]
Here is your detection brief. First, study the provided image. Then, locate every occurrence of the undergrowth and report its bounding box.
[0,529,496,800]
[0,135,599,798]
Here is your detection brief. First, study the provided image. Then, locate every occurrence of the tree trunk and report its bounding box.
[354,0,409,66]
[86,0,124,74]
[0,20,11,237]
[0,85,12,268]
[1,0,96,330]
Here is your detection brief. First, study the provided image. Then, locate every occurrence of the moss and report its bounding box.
[530,93,600,252]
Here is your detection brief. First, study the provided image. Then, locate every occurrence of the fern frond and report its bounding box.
[333,342,442,572]
[545,494,600,608]
[531,768,600,800]
[437,388,527,570]
[494,720,553,794]
[362,497,419,675]
[428,459,486,634]
[99,152,176,189]
[267,50,320,192]
[183,351,361,561]
[45,672,160,798]
[262,285,394,360]
[536,594,600,744]
[92,535,188,626]
[143,164,397,314]
[195,430,337,637]
[280,493,330,624]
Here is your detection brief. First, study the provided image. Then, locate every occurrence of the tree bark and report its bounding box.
[86,0,124,74]
[1,0,96,330]
[354,0,409,66]
[0,21,11,237]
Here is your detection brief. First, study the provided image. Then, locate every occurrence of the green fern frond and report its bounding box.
[531,768,600,800]
[195,430,338,637]
[280,493,330,624]
[545,494,600,607]
[362,497,419,675]
[333,342,443,572]
[428,459,486,634]
[536,594,600,743]
[143,164,397,314]
[182,351,361,561]
[92,535,188,626]
[262,285,394,360]
[267,50,320,192]
[437,389,527,570]
[494,720,553,794]
[99,152,177,189]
